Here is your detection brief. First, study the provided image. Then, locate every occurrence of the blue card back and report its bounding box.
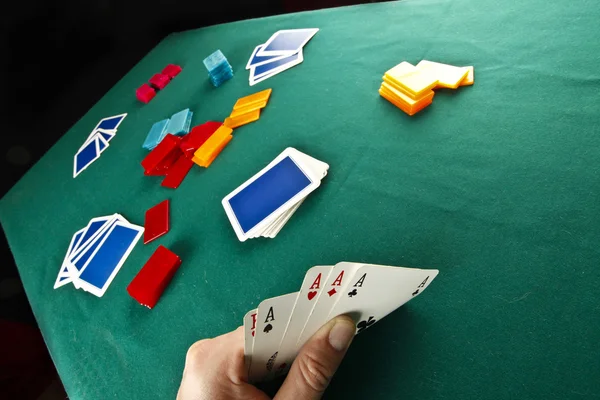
[78,224,141,290]
[253,52,301,78]
[228,156,312,233]
[75,141,98,174]
[97,115,125,131]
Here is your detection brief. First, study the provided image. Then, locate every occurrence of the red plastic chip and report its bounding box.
[144,199,170,244]
[136,83,156,104]
[162,64,182,79]
[127,245,181,309]
[149,73,171,90]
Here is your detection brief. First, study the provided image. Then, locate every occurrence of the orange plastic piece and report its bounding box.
[383,75,434,101]
[417,60,469,89]
[233,89,272,110]
[230,100,268,119]
[379,83,434,116]
[192,125,233,167]
[224,109,261,129]
[384,69,438,99]
[460,66,474,86]
[384,61,417,79]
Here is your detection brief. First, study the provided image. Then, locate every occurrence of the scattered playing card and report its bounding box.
[222,148,328,241]
[246,29,318,85]
[74,113,127,178]
[243,262,439,383]
[54,214,143,297]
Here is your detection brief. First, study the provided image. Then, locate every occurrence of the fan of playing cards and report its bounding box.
[246,29,319,86]
[53,214,144,297]
[243,262,439,383]
[74,113,127,178]
[222,148,328,241]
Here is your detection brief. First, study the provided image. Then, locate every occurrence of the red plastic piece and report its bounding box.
[162,64,182,79]
[127,245,181,309]
[136,83,156,104]
[161,155,194,189]
[141,134,182,173]
[144,199,170,244]
[179,121,223,157]
[149,73,171,90]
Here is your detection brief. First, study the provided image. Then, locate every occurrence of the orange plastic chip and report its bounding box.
[383,62,417,79]
[379,84,434,116]
[384,69,438,99]
[230,101,267,119]
[417,60,469,89]
[381,82,434,107]
[460,66,474,86]
[192,125,233,167]
[233,89,272,110]
[224,109,261,129]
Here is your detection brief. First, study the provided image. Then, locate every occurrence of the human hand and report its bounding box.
[177,315,355,400]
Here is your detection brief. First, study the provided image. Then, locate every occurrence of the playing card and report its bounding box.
[257,29,319,57]
[243,309,258,376]
[327,264,439,334]
[93,113,127,132]
[54,227,86,289]
[248,292,299,383]
[74,138,100,178]
[272,265,333,377]
[249,51,304,86]
[296,262,363,348]
[246,44,294,70]
[75,221,144,297]
[222,148,328,242]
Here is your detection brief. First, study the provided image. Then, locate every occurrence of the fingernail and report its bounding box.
[328,317,355,351]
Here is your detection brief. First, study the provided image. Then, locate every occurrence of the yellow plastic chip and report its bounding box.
[460,66,474,86]
[417,60,469,89]
[192,125,233,167]
[229,101,267,119]
[233,89,272,110]
[381,82,434,106]
[384,69,438,99]
[224,109,261,129]
[382,76,433,101]
[379,84,434,116]
[383,62,417,80]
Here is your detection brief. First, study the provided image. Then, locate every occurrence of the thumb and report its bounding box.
[275,316,355,400]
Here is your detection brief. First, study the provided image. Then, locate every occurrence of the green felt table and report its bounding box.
[2,0,600,398]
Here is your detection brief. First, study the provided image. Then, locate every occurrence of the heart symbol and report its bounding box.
[307,291,317,300]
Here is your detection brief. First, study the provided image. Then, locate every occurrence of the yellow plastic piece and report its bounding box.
[224,109,261,129]
[384,61,417,79]
[379,84,434,116]
[460,66,474,86]
[417,60,469,89]
[384,69,438,99]
[229,100,267,119]
[233,89,272,110]
[192,125,233,167]
[382,76,433,101]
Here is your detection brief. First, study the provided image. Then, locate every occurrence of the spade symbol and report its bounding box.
[412,289,419,296]
[348,289,358,297]
[264,324,273,333]
[357,316,376,333]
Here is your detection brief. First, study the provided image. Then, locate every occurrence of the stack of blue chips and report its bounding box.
[203,50,233,87]
[142,108,193,150]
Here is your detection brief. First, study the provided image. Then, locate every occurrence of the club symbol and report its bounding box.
[327,288,337,297]
[266,352,278,372]
[357,316,376,333]
[348,289,358,297]
[412,289,419,296]
[263,324,273,333]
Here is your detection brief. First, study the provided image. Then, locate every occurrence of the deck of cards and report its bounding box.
[243,262,439,383]
[222,148,328,241]
[74,113,127,178]
[53,214,144,297]
[246,28,319,86]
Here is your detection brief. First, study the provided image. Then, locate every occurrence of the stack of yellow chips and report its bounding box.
[380,61,474,116]
[192,125,233,167]
[224,89,272,129]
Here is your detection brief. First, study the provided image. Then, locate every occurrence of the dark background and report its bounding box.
[0,1,377,398]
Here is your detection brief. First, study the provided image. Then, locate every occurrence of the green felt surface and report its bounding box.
[2,0,600,398]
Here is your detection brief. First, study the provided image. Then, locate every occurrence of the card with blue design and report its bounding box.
[54,213,143,297]
[222,148,328,241]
